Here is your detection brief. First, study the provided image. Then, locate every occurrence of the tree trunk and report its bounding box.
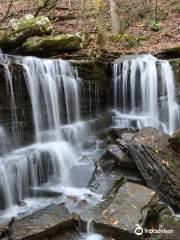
[109,0,121,33]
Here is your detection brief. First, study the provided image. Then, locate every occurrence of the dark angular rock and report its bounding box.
[99,143,136,171]
[128,127,180,209]
[169,128,180,153]
[11,204,75,240]
[157,208,180,239]
[92,181,155,240]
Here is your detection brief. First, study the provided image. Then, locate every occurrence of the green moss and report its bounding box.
[0,30,6,40]
[22,33,82,54]
[0,15,53,51]
[10,14,53,33]
[176,4,180,12]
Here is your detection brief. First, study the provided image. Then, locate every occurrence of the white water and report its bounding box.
[113,54,180,134]
[0,55,100,220]
[19,56,81,142]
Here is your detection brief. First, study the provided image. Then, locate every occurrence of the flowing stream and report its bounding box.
[112,54,180,134]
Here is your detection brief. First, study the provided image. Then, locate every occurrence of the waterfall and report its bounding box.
[0,55,89,212]
[19,56,81,142]
[0,126,13,155]
[113,54,180,134]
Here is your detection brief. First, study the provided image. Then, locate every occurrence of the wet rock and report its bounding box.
[97,128,135,152]
[169,58,180,105]
[0,217,16,239]
[0,220,9,239]
[30,187,63,198]
[157,208,180,239]
[70,165,94,188]
[89,171,123,195]
[128,127,180,209]
[93,114,113,132]
[92,181,155,239]
[99,143,136,171]
[169,128,180,153]
[12,204,74,240]
[115,132,133,150]
[144,198,180,240]
[82,136,97,149]
[93,149,106,164]
[0,15,52,51]
[22,33,82,55]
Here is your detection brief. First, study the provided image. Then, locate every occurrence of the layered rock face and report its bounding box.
[128,127,180,209]
[0,55,109,146]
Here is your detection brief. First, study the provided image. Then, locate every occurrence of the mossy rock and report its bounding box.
[169,58,180,83]
[22,33,82,55]
[0,15,53,51]
[10,14,52,33]
[157,45,180,59]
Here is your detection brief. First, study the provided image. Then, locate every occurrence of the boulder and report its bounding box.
[0,15,52,51]
[10,14,52,33]
[99,143,136,171]
[92,180,156,240]
[169,128,180,153]
[11,204,75,240]
[98,128,135,151]
[22,33,82,55]
[128,127,180,209]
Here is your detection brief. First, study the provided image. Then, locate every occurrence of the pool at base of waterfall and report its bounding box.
[0,141,102,222]
[50,233,105,240]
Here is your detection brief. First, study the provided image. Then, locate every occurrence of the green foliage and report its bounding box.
[112,33,146,48]
[176,4,180,12]
[146,17,161,31]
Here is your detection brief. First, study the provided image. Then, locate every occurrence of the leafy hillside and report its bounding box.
[0,0,179,54]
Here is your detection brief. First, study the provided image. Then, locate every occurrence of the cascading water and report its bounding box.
[0,54,100,219]
[112,54,180,134]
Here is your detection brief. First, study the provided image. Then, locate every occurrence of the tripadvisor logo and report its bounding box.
[134,224,173,236]
[135,224,143,236]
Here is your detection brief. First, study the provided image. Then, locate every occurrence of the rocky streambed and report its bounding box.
[0,125,180,240]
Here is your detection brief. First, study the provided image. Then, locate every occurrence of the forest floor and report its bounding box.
[0,0,179,55]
